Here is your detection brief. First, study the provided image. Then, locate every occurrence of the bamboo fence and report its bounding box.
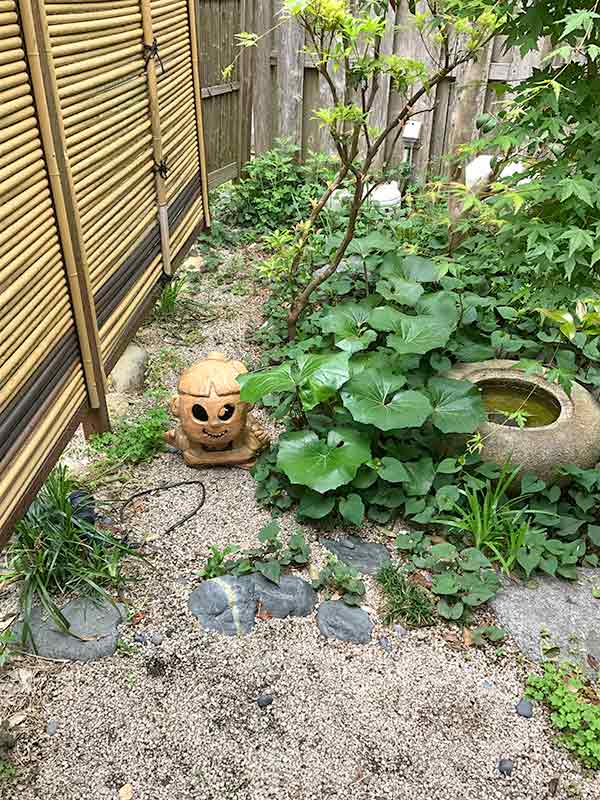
[0,0,216,542]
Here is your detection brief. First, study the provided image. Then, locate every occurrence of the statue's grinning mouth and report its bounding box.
[202,429,228,439]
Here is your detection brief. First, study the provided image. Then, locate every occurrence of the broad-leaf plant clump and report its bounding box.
[221,0,600,626]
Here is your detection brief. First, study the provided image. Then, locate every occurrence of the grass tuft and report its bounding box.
[376,562,436,628]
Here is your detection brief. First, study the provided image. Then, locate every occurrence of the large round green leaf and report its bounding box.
[277,427,371,493]
[318,303,378,353]
[238,363,296,403]
[376,277,424,307]
[296,352,350,411]
[341,368,432,430]
[427,377,486,433]
[369,306,452,355]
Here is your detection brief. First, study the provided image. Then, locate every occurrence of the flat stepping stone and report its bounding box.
[317,600,373,643]
[189,575,256,636]
[321,535,390,575]
[253,574,316,618]
[12,597,125,662]
[490,568,600,665]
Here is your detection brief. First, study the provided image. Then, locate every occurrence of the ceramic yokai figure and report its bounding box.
[165,352,269,469]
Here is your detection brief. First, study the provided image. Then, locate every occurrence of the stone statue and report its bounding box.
[165,352,269,469]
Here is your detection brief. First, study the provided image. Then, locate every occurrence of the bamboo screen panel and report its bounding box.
[0,0,210,541]
[0,0,88,533]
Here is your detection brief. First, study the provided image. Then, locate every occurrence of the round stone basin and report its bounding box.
[479,378,561,428]
[447,360,600,482]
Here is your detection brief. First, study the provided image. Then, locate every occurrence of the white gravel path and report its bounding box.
[1,248,599,800]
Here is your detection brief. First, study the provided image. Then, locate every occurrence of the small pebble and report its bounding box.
[498,758,513,776]
[515,698,533,718]
[133,633,147,645]
[47,719,59,737]
[149,632,163,646]
[378,636,392,653]
[394,624,407,637]
[483,680,494,689]
[257,694,273,708]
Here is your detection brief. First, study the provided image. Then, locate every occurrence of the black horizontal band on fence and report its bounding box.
[0,331,80,465]
[94,171,204,329]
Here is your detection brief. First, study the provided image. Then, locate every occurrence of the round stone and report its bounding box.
[257,694,273,708]
[515,698,533,718]
[498,758,513,776]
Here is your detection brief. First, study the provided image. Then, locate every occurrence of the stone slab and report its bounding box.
[321,535,391,575]
[253,573,316,618]
[189,575,256,636]
[317,600,373,644]
[12,597,126,662]
[490,568,600,664]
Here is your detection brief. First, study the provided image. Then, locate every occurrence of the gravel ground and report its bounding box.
[1,247,599,800]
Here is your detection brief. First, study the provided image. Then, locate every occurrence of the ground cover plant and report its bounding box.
[527,662,600,769]
[0,467,136,648]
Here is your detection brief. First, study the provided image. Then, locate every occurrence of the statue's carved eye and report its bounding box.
[192,404,208,422]
[218,403,235,421]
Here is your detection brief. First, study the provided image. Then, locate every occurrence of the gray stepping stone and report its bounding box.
[12,597,125,662]
[320,535,390,575]
[253,573,316,618]
[189,575,256,636]
[317,600,373,643]
[490,568,600,666]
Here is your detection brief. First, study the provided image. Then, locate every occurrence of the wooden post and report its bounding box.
[188,0,212,226]
[238,0,254,174]
[277,3,304,143]
[20,0,110,437]
[252,0,273,154]
[140,0,173,273]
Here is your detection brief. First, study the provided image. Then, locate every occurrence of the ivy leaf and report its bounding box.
[341,368,432,430]
[277,427,371,493]
[376,277,424,307]
[431,572,460,596]
[517,547,542,578]
[403,458,436,496]
[437,599,464,620]
[427,377,486,433]
[298,490,336,519]
[435,485,460,510]
[588,525,600,547]
[256,559,281,585]
[459,547,493,571]
[339,493,365,525]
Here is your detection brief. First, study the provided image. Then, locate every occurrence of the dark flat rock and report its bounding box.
[12,597,125,662]
[320,535,390,575]
[253,573,316,618]
[189,575,256,636]
[317,600,373,644]
[490,568,600,665]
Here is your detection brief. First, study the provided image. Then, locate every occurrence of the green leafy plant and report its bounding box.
[89,406,169,472]
[197,521,311,585]
[144,348,185,399]
[313,555,366,607]
[0,629,16,667]
[527,662,600,769]
[156,274,187,318]
[376,562,435,627]
[0,467,137,648]
[0,760,16,782]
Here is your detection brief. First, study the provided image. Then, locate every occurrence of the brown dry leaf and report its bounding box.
[130,612,145,626]
[16,668,34,693]
[118,784,134,800]
[587,653,600,672]
[547,776,559,796]
[441,629,463,649]
[410,571,432,590]
[462,628,474,648]
[132,499,145,514]
[430,534,447,545]
[256,604,273,622]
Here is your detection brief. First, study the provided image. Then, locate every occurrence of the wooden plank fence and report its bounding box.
[247,0,546,173]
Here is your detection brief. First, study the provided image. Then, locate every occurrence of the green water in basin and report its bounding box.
[479,379,561,428]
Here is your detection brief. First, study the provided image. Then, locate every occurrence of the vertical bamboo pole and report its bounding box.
[20,0,110,436]
[187,0,211,226]
[237,0,254,177]
[140,0,173,273]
